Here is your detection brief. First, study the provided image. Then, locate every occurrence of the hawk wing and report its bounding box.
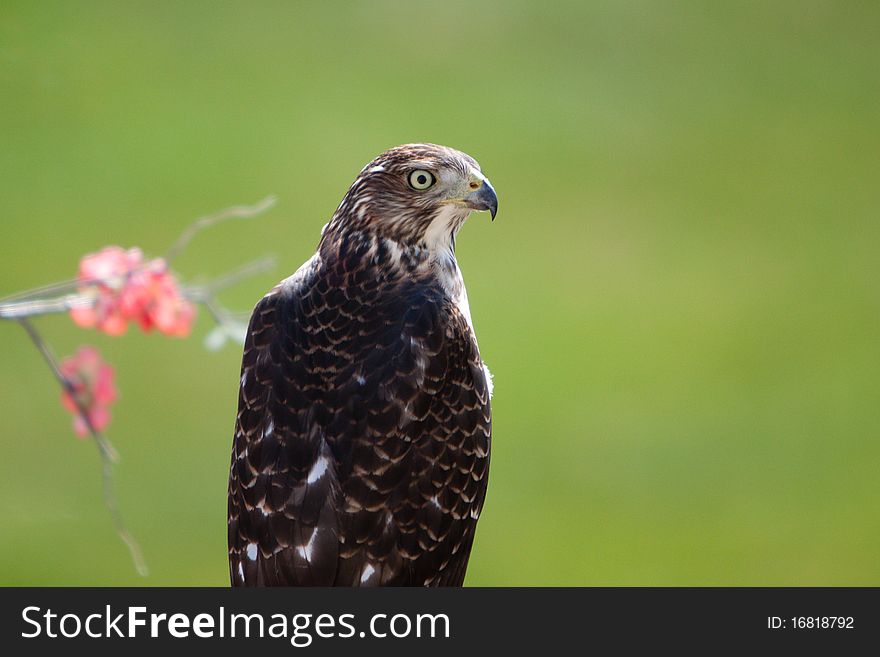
[227,256,492,586]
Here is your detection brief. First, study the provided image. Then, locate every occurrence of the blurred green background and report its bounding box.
[1,1,878,586]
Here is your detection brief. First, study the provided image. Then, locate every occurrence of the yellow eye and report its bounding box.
[408,170,435,190]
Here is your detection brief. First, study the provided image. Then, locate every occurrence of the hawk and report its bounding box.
[228,144,497,586]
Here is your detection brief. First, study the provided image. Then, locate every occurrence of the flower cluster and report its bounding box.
[0,197,275,575]
[70,246,195,336]
[59,346,117,437]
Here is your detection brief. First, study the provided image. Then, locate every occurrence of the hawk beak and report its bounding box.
[464,179,498,221]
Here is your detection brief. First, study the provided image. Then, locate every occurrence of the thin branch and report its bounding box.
[2,197,277,321]
[100,458,148,577]
[1,255,275,327]
[164,195,277,264]
[0,293,94,320]
[0,277,84,305]
[184,255,277,300]
[19,319,118,463]
[17,318,148,576]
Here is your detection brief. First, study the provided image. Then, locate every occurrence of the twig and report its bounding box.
[183,255,276,301]
[165,195,277,264]
[0,257,275,322]
[18,319,118,463]
[0,293,94,320]
[17,317,148,576]
[2,198,277,321]
[0,277,86,305]
[100,458,148,577]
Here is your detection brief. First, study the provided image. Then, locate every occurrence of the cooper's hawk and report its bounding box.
[228,144,497,586]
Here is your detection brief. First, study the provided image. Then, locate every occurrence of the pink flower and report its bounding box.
[70,246,196,337]
[59,346,118,437]
[129,262,196,337]
[70,247,144,336]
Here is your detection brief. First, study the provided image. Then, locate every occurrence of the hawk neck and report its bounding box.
[314,227,473,331]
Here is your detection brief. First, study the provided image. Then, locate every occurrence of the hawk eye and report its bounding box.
[408,170,435,190]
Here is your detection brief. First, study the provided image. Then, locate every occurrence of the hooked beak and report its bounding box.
[464,179,498,221]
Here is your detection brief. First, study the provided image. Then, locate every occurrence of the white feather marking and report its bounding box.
[264,417,275,438]
[246,543,258,561]
[237,562,244,580]
[307,455,329,484]
[240,371,248,388]
[356,374,366,385]
[430,495,442,510]
[483,362,494,399]
[296,529,319,561]
[383,238,404,267]
[360,563,377,584]
[369,165,386,173]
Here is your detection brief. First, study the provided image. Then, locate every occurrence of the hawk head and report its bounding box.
[323,143,497,250]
